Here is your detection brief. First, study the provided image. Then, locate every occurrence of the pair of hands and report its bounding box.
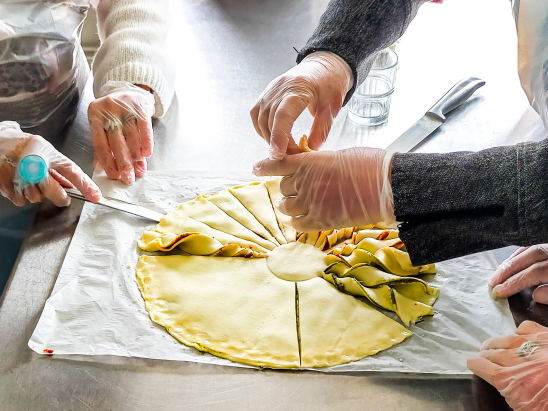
[251,51,395,232]
[468,321,548,411]
[253,54,548,411]
[0,82,155,207]
[470,233,548,410]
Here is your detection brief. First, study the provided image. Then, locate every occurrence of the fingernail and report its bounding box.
[123,170,135,184]
[492,285,503,298]
[269,147,284,161]
[488,274,497,287]
[252,161,264,176]
[124,175,135,185]
[91,189,102,202]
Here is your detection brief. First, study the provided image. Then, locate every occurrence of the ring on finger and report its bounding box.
[104,118,123,131]
[518,341,539,358]
[122,114,137,124]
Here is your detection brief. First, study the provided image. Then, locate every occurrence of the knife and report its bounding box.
[65,188,163,223]
[386,77,485,152]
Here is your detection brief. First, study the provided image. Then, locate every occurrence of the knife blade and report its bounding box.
[386,77,485,153]
[65,188,163,223]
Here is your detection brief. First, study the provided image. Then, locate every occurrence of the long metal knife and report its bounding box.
[65,187,163,223]
[386,77,485,152]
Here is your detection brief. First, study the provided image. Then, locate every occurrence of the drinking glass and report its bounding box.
[347,48,398,126]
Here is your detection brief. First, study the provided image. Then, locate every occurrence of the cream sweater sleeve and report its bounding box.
[91,0,175,118]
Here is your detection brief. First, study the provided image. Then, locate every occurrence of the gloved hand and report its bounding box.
[253,147,395,232]
[467,321,548,411]
[0,121,101,207]
[489,245,548,304]
[88,81,155,184]
[250,51,353,160]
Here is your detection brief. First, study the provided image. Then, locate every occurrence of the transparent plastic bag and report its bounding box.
[0,1,90,130]
[513,0,548,132]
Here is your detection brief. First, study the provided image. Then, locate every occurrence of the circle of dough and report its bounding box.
[136,178,438,369]
[266,242,327,282]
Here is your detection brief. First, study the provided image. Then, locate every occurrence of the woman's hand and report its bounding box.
[250,52,353,160]
[468,321,548,411]
[490,245,548,304]
[88,82,155,184]
[253,147,394,232]
[0,121,101,207]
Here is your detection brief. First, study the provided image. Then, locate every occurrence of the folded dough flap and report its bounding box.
[353,229,400,242]
[327,249,391,273]
[139,207,270,254]
[229,182,287,245]
[199,189,280,246]
[297,278,412,368]
[330,237,403,256]
[375,247,436,276]
[336,264,437,294]
[138,231,265,257]
[136,256,300,368]
[322,271,437,326]
[297,227,356,251]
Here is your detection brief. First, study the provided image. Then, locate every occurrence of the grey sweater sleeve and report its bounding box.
[391,140,548,265]
[297,0,426,104]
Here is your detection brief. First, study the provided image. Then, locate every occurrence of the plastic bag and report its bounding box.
[513,0,548,132]
[0,1,90,131]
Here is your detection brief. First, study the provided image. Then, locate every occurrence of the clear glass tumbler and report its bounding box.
[347,48,398,126]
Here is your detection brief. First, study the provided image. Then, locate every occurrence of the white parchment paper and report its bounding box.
[29,171,517,374]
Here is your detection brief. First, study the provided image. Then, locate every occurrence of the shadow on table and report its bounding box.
[0,196,38,295]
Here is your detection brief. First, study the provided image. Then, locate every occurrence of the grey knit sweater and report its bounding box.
[297,0,548,265]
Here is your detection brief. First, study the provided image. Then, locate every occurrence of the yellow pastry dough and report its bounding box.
[229,182,287,245]
[201,189,280,246]
[267,242,327,282]
[136,256,300,368]
[136,178,439,369]
[298,278,412,367]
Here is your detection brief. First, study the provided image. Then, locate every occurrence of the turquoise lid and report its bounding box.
[19,155,48,185]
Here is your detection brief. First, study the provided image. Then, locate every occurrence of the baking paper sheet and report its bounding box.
[29,171,517,374]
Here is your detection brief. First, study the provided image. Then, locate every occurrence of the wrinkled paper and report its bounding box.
[29,171,517,374]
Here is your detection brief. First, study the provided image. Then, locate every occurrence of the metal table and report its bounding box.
[1,0,548,409]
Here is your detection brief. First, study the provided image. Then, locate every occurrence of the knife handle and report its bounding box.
[426,77,485,121]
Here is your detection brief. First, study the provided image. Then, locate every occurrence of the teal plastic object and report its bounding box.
[19,155,48,185]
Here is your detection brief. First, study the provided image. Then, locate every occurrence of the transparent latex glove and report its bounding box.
[468,321,548,411]
[253,147,395,232]
[489,245,548,304]
[0,121,101,207]
[88,81,155,184]
[250,51,353,160]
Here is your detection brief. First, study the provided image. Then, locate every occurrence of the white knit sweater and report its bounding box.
[91,0,174,118]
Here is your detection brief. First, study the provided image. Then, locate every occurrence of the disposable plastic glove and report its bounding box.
[250,51,353,160]
[467,321,548,411]
[489,245,548,304]
[88,81,155,184]
[253,147,395,232]
[0,121,101,207]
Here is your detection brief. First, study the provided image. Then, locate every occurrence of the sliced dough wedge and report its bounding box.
[201,189,280,246]
[264,178,296,242]
[229,182,287,245]
[136,255,300,368]
[297,277,412,368]
[179,197,277,251]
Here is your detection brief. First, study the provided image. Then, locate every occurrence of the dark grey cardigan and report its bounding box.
[297,0,548,265]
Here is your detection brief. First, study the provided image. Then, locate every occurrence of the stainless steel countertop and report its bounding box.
[1,0,548,410]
